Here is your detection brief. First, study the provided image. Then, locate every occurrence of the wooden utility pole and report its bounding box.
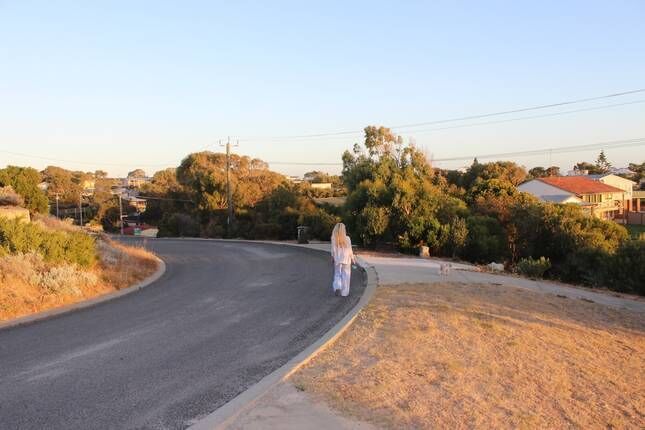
[221,137,239,227]
[79,194,83,227]
[118,194,124,235]
[55,193,60,218]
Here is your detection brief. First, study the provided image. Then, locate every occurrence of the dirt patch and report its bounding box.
[292,283,645,429]
[0,237,159,322]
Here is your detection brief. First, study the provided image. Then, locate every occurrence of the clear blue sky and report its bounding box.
[1,1,644,177]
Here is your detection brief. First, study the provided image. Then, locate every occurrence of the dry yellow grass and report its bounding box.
[0,237,159,322]
[292,283,645,429]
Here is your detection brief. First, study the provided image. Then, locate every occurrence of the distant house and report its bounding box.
[122,177,151,188]
[284,175,303,184]
[311,183,332,190]
[586,173,636,211]
[80,179,96,196]
[518,176,627,220]
[123,196,147,213]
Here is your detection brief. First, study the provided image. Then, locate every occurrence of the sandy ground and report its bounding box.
[291,282,645,429]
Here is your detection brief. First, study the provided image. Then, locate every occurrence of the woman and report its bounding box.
[331,223,356,297]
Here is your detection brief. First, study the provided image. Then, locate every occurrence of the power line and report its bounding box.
[1,89,643,168]
[237,98,645,143]
[398,99,645,136]
[237,88,645,141]
[264,137,645,166]
[432,138,645,162]
[0,149,175,168]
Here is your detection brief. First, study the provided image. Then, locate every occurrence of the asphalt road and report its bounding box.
[0,239,364,430]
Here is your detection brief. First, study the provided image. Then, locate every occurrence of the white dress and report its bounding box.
[331,236,354,297]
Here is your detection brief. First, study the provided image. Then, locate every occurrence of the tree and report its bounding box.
[127,169,147,178]
[627,162,645,187]
[140,168,193,224]
[343,125,459,252]
[462,160,527,189]
[528,166,547,178]
[94,170,108,179]
[41,166,83,204]
[528,166,560,178]
[595,150,612,172]
[573,161,603,175]
[447,216,468,257]
[545,166,561,176]
[176,151,285,220]
[0,166,48,213]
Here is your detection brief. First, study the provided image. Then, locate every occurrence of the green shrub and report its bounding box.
[252,223,282,240]
[157,213,200,237]
[0,217,96,267]
[554,247,610,287]
[606,240,645,295]
[0,186,24,206]
[299,209,340,241]
[516,256,551,279]
[463,215,507,263]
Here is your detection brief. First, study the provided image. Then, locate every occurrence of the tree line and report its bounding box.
[1,128,643,294]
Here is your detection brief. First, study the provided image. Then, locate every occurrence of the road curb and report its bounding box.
[0,253,166,332]
[188,243,378,430]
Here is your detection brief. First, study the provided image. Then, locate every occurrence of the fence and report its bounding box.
[626,211,645,225]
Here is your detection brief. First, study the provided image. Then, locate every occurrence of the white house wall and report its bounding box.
[517,180,575,198]
[597,174,634,197]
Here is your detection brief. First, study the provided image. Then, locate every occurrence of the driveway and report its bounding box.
[0,239,364,430]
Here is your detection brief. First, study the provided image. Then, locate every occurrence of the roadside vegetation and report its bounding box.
[292,282,645,429]
[1,127,643,294]
[0,216,158,322]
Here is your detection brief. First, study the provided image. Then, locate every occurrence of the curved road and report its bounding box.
[0,239,364,430]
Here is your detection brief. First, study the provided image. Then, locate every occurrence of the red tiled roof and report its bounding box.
[538,177,624,195]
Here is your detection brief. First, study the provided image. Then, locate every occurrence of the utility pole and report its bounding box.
[55,193,60,218]
[220,137,239,227]
[118,194,124,235]
[79,194,83,227]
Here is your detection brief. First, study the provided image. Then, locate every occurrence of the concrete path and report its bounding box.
[363,254,645,312]
[0,239,364,430]
[225,246,644,429]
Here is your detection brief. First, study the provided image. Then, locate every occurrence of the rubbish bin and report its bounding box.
[297,226,309,244]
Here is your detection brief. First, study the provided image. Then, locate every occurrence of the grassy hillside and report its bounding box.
[0,216,159,322]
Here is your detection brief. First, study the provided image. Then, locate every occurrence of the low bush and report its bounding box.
[0,217,96,267]
[554,247,610,287]
[606,240,645,295]
[0,186,24,206]
[516,256,551,279]
[157,212,200,237]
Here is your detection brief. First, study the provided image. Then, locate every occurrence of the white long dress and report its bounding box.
[331,236,354,297]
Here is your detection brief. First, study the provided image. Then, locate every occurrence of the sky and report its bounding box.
[1,0,644,177]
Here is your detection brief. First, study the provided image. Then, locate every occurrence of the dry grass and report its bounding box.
[292,283,645,429]
[0,237,159,322]
[31,213,81,233]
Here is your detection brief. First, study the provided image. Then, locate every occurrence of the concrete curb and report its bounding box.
[0,253,166,332]
[188,245,379,430]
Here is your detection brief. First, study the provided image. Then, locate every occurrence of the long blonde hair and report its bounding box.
[332,223,348,249]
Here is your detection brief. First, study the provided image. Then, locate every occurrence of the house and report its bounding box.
[123,196,147,213]
[80,179,96,196]
[122,177,151,188]
[284,175,303,184]
[586,173,636,212]
[518,176,627,220]
[311,182,332,190]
